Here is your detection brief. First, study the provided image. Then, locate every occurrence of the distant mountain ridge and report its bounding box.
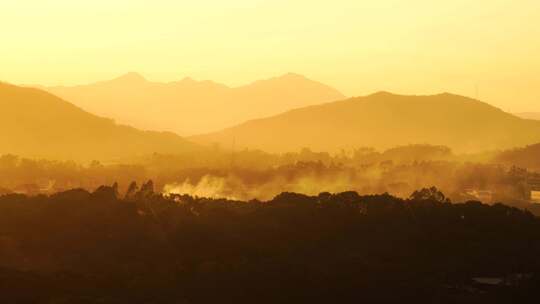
[0,82,198,161]
[39,72,346,135]
[192,92,540,153]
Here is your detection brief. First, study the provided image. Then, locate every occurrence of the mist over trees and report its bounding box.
[2,144,539,216]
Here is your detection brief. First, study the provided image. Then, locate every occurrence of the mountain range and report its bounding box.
[192,92,540,153]
[39,73,345,135]
[7,75,540,158]
[0,82,198,161]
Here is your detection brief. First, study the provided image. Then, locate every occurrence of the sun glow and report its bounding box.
[1,0,539,111]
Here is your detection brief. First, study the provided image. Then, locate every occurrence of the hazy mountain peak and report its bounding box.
[368,91,399,98]
[180,76,195,83]
[368,91,462,100]
[167,77,230,91]
[278,72,307,80]
[112,72,147,83]
[436,92,472,99]
[365,91,493,107]
[41,73,346,135]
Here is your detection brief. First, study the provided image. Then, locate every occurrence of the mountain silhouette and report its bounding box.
[192,92,540,153]
[40,73,345,135]
[0,82,198,161]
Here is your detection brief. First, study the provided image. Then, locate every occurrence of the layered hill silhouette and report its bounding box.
[0,82,198,161]
[40,72,345,135]
[192,92,540,153]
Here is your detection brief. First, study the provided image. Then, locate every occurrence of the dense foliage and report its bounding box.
[1,185,540,303]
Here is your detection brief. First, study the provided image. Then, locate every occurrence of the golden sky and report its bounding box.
[1,0,539,112]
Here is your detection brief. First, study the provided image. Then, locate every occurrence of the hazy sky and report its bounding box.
[1,0,539,112]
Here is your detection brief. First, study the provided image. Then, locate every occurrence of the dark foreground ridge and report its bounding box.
[1,184,540,303]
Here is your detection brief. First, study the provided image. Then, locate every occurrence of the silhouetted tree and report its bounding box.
[409,186,450,203]
[125,181,138,200]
